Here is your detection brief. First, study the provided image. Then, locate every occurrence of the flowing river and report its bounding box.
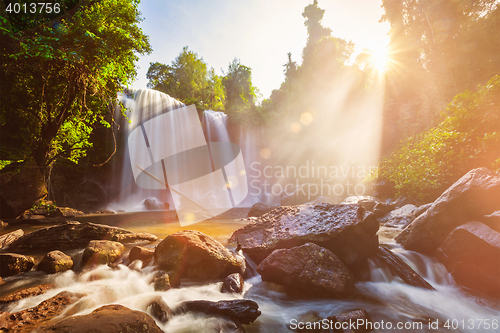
[1,213,499,333]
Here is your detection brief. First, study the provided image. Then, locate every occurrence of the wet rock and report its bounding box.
[56,207,85,217]
[147,296,173,324]
[0,229,23,250]
[358,200,377,212]
[396,168,500,254]
[82,240,124,267]
[221,272,244,294]
[291,311,328,332]
[257,243,355,298]
[15,204,81,224]
[0,253,35,277]
[229,203,378,277]
[247,202,274,217]
[216,320,247,333]
[18,202,66,220]
[144,197,162,210]
[176,299,261,325]
[129,245,154,263]
[376,244,434,290]
[327,309,372,332]
[379,204,417,228]
[0,284,52,306]
[0,291,83,333]
[153,271,171,291]
[0,221,157,254]
[39,304,163,333]
[154,230,245,280]
[436,222,500,297]
[113,232,158,243]
[37,250,73,274]
[342,196,378,212]
[413,203,433,218]
[372,201,395,218]
[392,196,418,209]
[95,210,116,214]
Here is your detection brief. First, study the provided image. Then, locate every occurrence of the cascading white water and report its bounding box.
[108,90,282,213]
[4,233,499,333]
[108,89,185,212]
[109,91,252,216]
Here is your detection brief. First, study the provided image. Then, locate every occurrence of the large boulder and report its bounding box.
[0,221,157,254]
[396,168,500,254]
[256,243,355,298]
[229,203,378,276]
[379,204,417,228]
[0,291,83,333]
[154,230,245,281]
[17,206,85,222]
[436,222,500,297]
[0,253,35,277]
[39,304,163,333]
[82,240,124,267]
[413,203,433,218]
[175,299,261,325]
[0,229,23,250]
[37,250,73,274]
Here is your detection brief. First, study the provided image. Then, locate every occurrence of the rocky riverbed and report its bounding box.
[0,167,499,332]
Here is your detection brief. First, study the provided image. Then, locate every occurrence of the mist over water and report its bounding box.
[108,81,385,212]
[109,89,280,211]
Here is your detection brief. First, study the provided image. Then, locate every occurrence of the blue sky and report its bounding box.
[132,0,390,101]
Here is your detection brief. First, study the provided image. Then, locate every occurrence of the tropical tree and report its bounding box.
[222,58,258,121]
[0,0,151,169]
[146,47,225,111]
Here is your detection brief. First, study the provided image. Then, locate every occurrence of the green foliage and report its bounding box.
[376,75,500,201]
[30,200,57,213]
[0,0,151,168]
[222,59,259,123]
[146,47,225,112]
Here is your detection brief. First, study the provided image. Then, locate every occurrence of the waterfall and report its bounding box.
[108,90,249,223]
[108,89,184,212]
